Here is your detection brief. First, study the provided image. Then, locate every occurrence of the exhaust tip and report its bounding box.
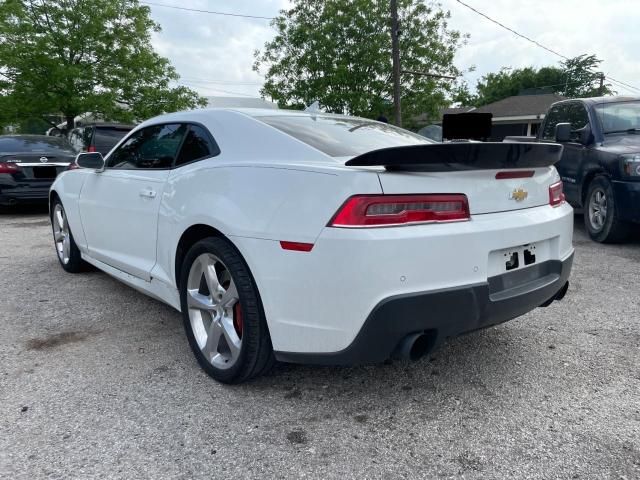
[394,332,437,362]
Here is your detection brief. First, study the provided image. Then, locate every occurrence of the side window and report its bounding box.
[541,104,568,140]
[107,124,186,170]
[175,125,220,167]
[567,103,590,133]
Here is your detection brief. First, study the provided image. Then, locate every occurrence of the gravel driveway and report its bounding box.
[1,207,638,479]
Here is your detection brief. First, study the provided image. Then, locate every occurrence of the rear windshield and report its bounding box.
[258,115,432,157]
[0,136,75,154]
[94,127,132,147]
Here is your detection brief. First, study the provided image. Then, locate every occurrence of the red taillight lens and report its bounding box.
[495,170,535,179]
[87,145,97,153]
[328,194,470,228]
[0,162,21,174]
[549,181,565,207]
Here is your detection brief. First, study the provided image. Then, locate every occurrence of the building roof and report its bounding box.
[473,94,566,118]
[441,106,474,116]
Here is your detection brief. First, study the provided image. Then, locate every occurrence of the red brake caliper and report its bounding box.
[233,302,243,338]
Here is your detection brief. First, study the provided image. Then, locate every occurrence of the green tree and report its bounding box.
[561,54,611,98]
[472,54,612,107]
[254,0,467,126]
[0,0,206,131]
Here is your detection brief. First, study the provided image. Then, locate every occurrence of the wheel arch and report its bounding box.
[174,223,244,288]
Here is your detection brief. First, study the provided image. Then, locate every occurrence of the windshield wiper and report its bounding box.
[604,128,640,134]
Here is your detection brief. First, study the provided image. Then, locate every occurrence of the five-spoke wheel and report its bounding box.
[179,237,275,383]
[51,199,85,272]
[186,253,243,370]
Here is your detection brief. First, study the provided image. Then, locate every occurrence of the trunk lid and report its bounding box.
[376,167,558,214]
[0,153,74,180]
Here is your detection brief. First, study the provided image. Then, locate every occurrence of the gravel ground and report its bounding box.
[0,206,639,480]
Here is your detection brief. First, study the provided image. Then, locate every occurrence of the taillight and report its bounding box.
[87,145,97,153]
[495,170,535,179]
[549,181,565,207]
[0,162,21,174]
[328,194,470,228]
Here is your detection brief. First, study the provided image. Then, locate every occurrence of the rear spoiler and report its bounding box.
[345,142,563,172]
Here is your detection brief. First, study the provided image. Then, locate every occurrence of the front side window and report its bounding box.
[541,104,569,140]
[107,124,186,169]
[567,103,590,131]
[175,125,219,166]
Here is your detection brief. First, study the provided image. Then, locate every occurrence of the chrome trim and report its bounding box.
[12,162,70,167]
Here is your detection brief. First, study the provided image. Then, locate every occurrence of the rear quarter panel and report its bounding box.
[152,160,382,288]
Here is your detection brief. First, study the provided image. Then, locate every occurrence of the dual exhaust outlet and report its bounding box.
[395,281,570,362]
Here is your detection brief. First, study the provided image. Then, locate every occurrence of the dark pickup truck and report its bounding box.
[507,96,640,243]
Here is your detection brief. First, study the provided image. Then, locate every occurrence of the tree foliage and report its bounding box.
[471,54,612,107]
[0,0,206,130]
[254,0,467,126]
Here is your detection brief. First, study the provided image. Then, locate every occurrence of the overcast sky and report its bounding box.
[145,0,640,100]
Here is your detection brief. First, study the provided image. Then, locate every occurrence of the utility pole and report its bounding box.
[599,73,605,96]
[390,0,402,127]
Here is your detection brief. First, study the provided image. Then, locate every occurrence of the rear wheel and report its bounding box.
[51,201,85,272]
[584,176,629,243]
[179,237,275,384]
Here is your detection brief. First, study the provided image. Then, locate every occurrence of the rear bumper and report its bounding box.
[0,179,52,205]
[275,254,573,365]
[276,254,573,365]
[612,179,640,223]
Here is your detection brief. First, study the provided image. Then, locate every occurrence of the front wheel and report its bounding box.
[179,237,275,384]
[51,200,86,272]
[584,176,630,243]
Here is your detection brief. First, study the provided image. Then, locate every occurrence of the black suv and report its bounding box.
[68,123,134,156]
[539,96,640,242]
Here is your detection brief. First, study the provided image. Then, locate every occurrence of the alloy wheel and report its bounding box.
[588,188,608,231]
[52,204,71,264]
[186,253,243,370]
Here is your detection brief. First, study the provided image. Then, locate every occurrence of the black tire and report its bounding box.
[583,176,630,243]
[179,237,275,384]
[51,200,86,273]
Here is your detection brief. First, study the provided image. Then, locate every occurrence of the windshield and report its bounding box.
[258,115,432,157]
[595,101,640,134]
[0,135,75,154]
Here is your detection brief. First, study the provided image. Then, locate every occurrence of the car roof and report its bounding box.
[553,95,640,106]
[83,123,136,129]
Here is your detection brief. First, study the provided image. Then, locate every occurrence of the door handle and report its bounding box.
[139,188,156,199]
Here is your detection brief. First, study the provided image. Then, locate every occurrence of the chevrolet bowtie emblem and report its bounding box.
[510,188,528,202]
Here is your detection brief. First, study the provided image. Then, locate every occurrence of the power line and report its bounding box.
[140,1,275,20]
[453,0,640,93]
[454,0,568,60]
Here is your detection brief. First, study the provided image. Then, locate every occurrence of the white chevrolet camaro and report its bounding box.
[50,108,574,383]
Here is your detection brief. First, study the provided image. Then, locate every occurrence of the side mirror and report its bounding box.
[75,152,105,171]
[554,123,571,143]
